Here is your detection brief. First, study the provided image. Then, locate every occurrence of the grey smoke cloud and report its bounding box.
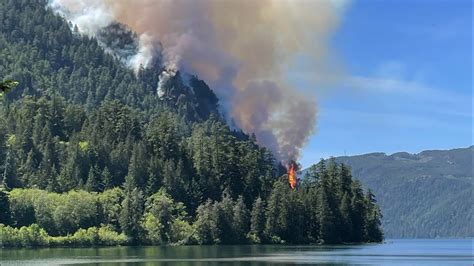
[48,0,346,162]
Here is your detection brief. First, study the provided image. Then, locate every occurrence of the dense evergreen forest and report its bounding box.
[332,147,473,238]
[0,0,382,247]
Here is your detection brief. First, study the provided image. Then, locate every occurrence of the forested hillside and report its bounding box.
[0,0,382,247]
[325,147,473,238]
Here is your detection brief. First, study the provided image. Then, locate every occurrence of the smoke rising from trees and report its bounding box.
[48,0,346,162]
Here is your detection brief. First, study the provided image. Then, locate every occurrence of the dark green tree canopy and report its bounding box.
[0,0,382,247]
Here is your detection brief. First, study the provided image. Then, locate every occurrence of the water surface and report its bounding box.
[0,239,472,265]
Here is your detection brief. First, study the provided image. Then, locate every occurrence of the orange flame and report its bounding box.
[288,163,297,189]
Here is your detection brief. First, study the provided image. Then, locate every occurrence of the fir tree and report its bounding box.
[119,174,145,244]
[249,197,266,243]
[340,191,353,242]
[101,167,113,190]
[232,196,249,243]
[364,189,384,242]
[194,199,217,244]
[85,166,101,192]
[350,180,366,243]
[0,188,11,225]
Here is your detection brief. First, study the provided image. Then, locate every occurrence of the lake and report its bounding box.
[0,239,472,265]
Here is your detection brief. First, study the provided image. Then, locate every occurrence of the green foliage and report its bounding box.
[259,159,384,244]
[318,188,339,244]
[142,189,188,244]
[364,190,384,242]
[1,161,383,246]
[213,193,235,244]
[98,188,123,230]
[119,175,145,244]
[191,192,252,245]
[0,224,48,247]
[0,80,19,95]
[232,196,249,243]
[0,0,383,246]
[0,189,11,225]
[169,219,194,245]
[97,225,128,246]
[6,134,15,146]
[69,227,100,246]
[53,190,100,235]
[193,200,217,245]
[58,226,127,246]
[85,166,101,192]
[334,147,473,238]
[9,189,39,227]
[264,180,289,243]
[141,212,163,245]
[78,141,89,152]
[0,224,127,247]
[249,197,265,243]
[8,189,118,236]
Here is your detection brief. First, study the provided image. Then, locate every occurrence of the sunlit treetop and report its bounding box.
[0,80,19,96]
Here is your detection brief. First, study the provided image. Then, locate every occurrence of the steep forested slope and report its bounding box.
[0,0,382,246]
[330,147,473,238]
[0,0,276,203]
[0,0,277,227]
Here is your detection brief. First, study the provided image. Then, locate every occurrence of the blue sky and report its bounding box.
[298,0,472,168]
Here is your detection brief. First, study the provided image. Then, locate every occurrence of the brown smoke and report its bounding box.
[48,0,345,162]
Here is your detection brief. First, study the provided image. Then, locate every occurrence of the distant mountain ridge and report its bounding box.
[304,146,473,238]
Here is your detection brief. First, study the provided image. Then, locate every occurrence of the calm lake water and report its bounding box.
[0,239,472,265]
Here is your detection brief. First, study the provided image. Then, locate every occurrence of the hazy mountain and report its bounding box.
[305,146,473,238]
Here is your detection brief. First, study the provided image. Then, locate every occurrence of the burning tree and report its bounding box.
[287,161,299,189]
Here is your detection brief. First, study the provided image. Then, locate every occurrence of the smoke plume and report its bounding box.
[48,0,346,162]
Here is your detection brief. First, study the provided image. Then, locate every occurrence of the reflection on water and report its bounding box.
[0,239,472,265]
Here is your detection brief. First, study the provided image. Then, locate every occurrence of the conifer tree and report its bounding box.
[0,0,385,246]
[364,189,384,242]
[249,197,266,243]
[215,192,235,244]
[318,188,339,244]
[194,199,217,244]
[0,188,11,225]
[232,196,249,243]
[2,146,17,189]
[119,174,145,244]
[350,180,366,242]
[340,191,353,242]
[128,142,148,190]
[101,167,113,190]
[85,166,101,192]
